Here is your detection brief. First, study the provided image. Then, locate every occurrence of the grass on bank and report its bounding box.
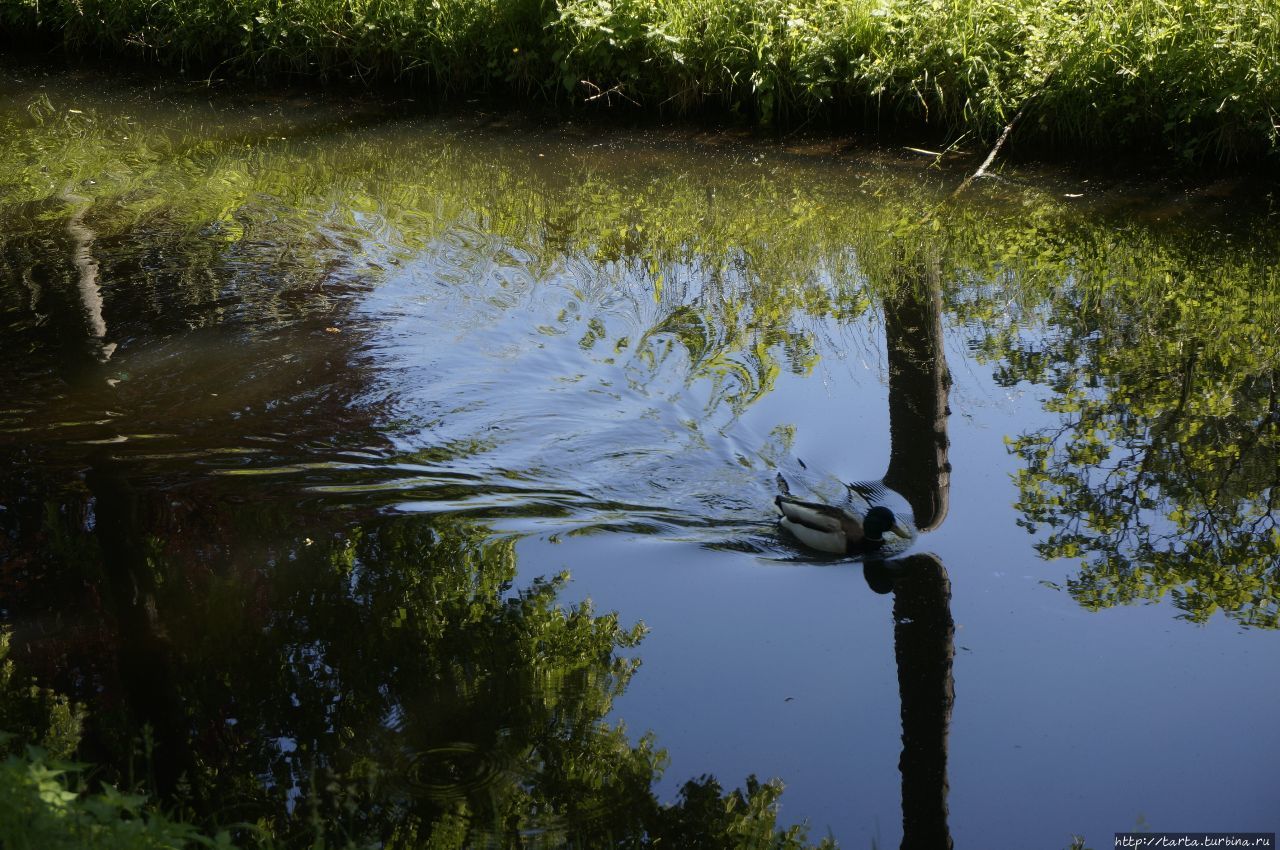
[2,0,1278,162]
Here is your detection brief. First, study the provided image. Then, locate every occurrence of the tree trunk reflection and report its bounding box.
[873,253,955,849]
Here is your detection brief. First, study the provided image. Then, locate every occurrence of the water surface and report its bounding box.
[1,63,1278,848]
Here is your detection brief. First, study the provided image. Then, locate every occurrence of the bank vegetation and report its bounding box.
[2,0,1278,162]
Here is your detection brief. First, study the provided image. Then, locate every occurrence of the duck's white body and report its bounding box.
[775,497,868,554]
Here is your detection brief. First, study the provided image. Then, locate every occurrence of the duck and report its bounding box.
[775,495,912,556]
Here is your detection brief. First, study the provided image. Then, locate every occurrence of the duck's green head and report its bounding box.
[864,506,901,542]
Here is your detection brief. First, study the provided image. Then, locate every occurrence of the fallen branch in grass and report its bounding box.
[951,98,1033,198]
[581,80,639,107]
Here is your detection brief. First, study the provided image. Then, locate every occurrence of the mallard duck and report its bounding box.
[775,495,912,556]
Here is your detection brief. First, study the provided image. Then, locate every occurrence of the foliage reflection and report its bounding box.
[974,225,1280,627]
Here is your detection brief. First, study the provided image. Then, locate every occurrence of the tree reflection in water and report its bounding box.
[0,192,834,848]
[3,497,834,848]
[963,221,1280,628]
[864,251,955,850]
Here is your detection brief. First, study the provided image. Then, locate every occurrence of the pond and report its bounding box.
[1,62,1278,849]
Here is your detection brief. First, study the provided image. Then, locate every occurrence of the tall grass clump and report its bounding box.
[550,0,1280,159]
[2,0,1278,161]
[2,0,554,95]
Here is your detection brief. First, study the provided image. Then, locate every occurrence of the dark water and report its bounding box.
[2,63,1278,848]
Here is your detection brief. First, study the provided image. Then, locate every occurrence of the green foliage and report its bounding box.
[0,745,234,850]
[648,774,833,849]
[0,631,85,761]
[0,744,831,850]
[2,0,1279,159]
[2,0,550,94]
[3,636,225,849]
